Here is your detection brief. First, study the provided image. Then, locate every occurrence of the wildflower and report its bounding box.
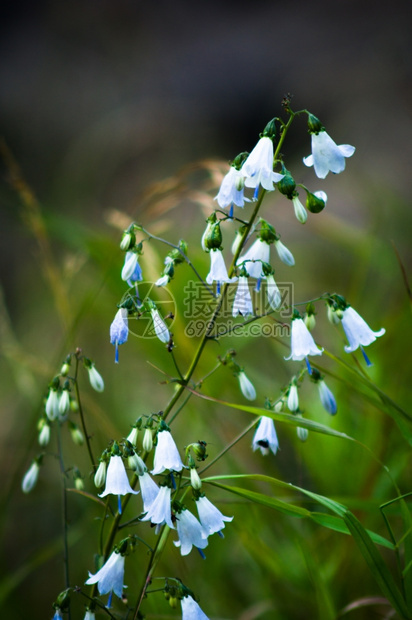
[94,460,107,488]
[241,136,284,197]
[151,423,183,475]
[22,459,41,493]
[237,370,257,401]
[303,115,355,179]
[206,249,236,294]
[139,472,160,513]
[58,388,70,416]
[38,419,51,446]
[85,550,125,600]
[53,610,63,620]
[110,308,129,363]
[252,416,279,455]
[273,238,295,266]
[196,495,233,536]
[99,453,139,510]
[86,364,105,392]
[340,306,385,365]
[237,238,270,280]
[142,427,153,452]
[121,251,143,285]
[173,507,208,556]
[45,387,60,421]
[232,276,253,317]
[306,190,328,213]
[318,379,337,415]
[291,195,307,224]
[266,274,281,310]
[297,425,309,442]
[84,610,96,620]
[150,308,170,343]
[285,313,323,368]
[215,166,249,217]
[140,484,174,529]
[181,595,210,620]
[68,421,84,445]
[155,275,170,287]
[127,425,139,448]
[190,467,202,490]
[287,383,299,412]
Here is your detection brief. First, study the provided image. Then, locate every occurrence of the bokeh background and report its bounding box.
[1,1,412,618]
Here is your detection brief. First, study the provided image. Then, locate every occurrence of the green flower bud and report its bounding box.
[307,113,324,134]
[261,117,277,140]
[191,441,208,461]
[120,230,136,251]
[231,151,249,169]
[68,421,84,446]
[306,191,326,214]
[142,428,153,453]
[190,467,202,490]
[258,219,277,244]
[94,460,107,488]
[277,164,296,198]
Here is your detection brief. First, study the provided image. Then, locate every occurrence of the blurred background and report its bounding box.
[1,1,412,618]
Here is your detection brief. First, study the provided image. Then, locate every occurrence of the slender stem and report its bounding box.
[56,422,71,620]
[73,354,96,471]
[199,418,259,475]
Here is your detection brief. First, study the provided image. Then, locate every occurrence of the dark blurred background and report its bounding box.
[2,1,412,619]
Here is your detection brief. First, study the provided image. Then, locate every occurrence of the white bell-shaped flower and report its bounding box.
[252,416,279,455]
[83,611,96,620]
[206,249,237,294]
[85,550,125,598]
[318,380,337,415]
[139,472,160,513]
[274,239,295,266]
[232,277,253,317]
[215,166,249,210]
[151,428,183,474]
[121,251,143,284]
[99,455,139,498]
[150,308,170,343]
[303,131,355,179]
[237,371,256,401]
[181,595,210,620]
[45,388,60,421]
[196,495,233,536]
[266,274,281,310]
[241,136,284,193]
[87,364,105,392]
[287,384,299,412]
[110,308,129,363]
[140,485,174,529]
[173,507,208,556]
[237,238,270,279]
[285,317,323,361]
[341,306,385,353]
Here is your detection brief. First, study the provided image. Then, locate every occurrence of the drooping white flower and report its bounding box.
[83,611,96,620]
[303,131,355,179]
[151,428,183,475]
[292,196,308,224]
[110,308,129,363]
[196,495,233,536]
[287,384,299,412]
[140,484,174,529]
[127,426,139,448]
[252,416,279,455]
[139,472,160,513]
[94,460,107,488]
[273,239,295,266]
[173,508,208,556]
[45,388,60,421]
[181,595,210,620]
[241,136,284,195]
[121,251,143,284]
[99,455,139,498]
[85,550,125,599]
[206,249,237,294]
[87,364,105,392]
[150,308,170,343]
[237,238,270,280]
[155,275,170,287]
[38,420,51,446]
[341,306,385,355]
[237,371,256,401]
[215,166,249,213]
[22,460,40,493]
[285,317,323,362]
[266,274,281,310]
[232,277,253,317]
[58,389,70,416]
[318,379,337,415]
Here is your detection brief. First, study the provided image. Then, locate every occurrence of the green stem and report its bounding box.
[56,422,71,620]
[73,354,96,471]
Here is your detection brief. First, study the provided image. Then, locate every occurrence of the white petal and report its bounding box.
[196,496,233,535]
[341,307,385,352]
[232,278,253,317]
[99,455,138,497]
[238,371,256,401]
[252,416,279,455]
[174,509,208,556]
[181,595,210,620]
[151,430,183,474]
[303,154,314,167]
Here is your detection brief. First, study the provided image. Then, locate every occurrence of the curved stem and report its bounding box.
[73,354,96,471]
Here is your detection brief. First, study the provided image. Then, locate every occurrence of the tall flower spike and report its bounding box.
[252,416,279,455]
[151,424,183,474]
[110,308,129,363]
[173,507,208,556]
[181,595,210,620]
[241,136,284,197]
[232,276,253,317]
[303,115,355,179]
[340,306,385,365]
[206,249,237,295]
[85,550,125,600]
[196,495,233,536]
[285,312,323,367]
[237,370,257,401]
[140,484,174,529]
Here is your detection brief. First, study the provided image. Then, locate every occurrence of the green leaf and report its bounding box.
[213,484,310,518]
[310,513,394,550]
